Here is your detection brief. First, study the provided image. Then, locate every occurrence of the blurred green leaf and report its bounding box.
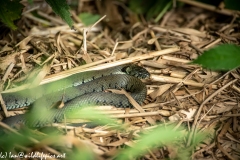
[27,0,33,4]
[146,0,169,19]
[67,106,121,127]
[178,131,208,159]
[45,0,73,28]
[79,13,101,26]
[154,1,172,22]
[116,125,184,159]
[116,125,207,159]
[192,44,240,71]
[0,131,31,151]
[129,0,152,14]
[224,0,240,11]
[129,0,169,19]
[0,0,24,30]
[68,148,95,160]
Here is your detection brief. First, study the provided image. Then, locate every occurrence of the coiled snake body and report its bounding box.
[1,64,149,127]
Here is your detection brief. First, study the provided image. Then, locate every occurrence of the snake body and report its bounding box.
[1,64,149,127]
[1,64,149,110]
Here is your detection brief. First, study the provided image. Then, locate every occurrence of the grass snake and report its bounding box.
[1,64,149,128]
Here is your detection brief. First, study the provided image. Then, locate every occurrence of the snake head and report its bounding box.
[122,64,150,79]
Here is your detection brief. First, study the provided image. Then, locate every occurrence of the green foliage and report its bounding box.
[116,125,207,159]
[68,148,96,160]
[154,1,172,22]
[224,0,240,11]
[0,129,32,151]
[129,0,170,19]
[129,0,240,20]
[0,0,24,30]
[116,125,181,159]
[1,0,239,30]
[0,0,73,30]
[67,107,120,127]
[78,13,101,26]
[45,0,73,28]
[192,44,240,71]
[0,120,207,159]
[27,0,33,4]
[177,131,208,159]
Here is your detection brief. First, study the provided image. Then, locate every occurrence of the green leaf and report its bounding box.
[192,44,240,71]
[146,0,169,19]
[116,125,184,160]
[129,0,170,19]
[0,0,24,30]
[45,0,73,28]
[224,0,240,11]
[78,13,101,26]
[129,0,154,14]
[66,107,121,127]
[27,0,33,4]
[68,147,95,160]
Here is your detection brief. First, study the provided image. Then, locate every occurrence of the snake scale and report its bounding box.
[1,64,149,128]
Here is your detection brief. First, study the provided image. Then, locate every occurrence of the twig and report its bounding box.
[178,0,239,16]
[24,13,52,26]
[0,94,9,117]
[151,75,218,88]
[37,11,65,25]
[203,38,222,49]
